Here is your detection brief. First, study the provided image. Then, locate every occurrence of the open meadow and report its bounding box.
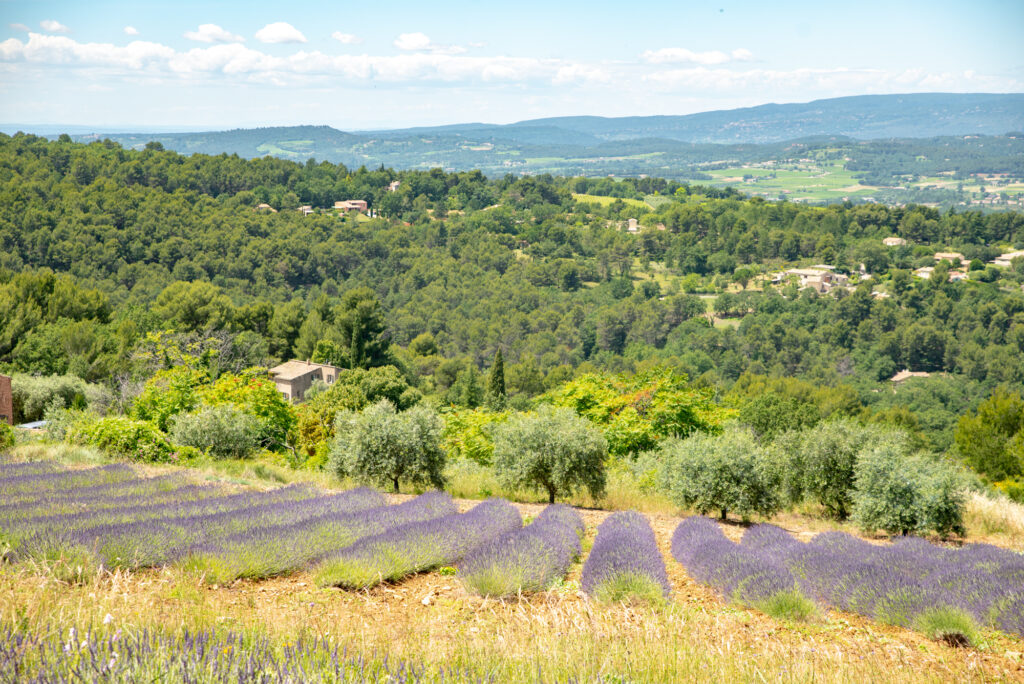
[2,452,1023,682]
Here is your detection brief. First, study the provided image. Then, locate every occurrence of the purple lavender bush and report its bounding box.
[315,498,522,589]
[182,490,457,583]
[671,518,814,620]
[581,511,670,603]
[459,503,583,597]
[0,464,135,497]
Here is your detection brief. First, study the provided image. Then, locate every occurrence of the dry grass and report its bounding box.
[5,446,1024,681]
[4,505,1023,683]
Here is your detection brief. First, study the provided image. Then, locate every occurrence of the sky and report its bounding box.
[1,0,1022,130]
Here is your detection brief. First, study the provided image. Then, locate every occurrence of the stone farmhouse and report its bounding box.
[335,200,368,213]
[268,360,340,403]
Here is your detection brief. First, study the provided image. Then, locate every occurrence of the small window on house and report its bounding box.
[327,375,334,383]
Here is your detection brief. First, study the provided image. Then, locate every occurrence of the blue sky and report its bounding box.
[1,0,1022,130]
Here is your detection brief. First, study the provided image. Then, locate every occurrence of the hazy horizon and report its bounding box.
[2,0,1022,130]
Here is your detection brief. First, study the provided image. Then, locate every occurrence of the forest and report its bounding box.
[2,132,1024,495]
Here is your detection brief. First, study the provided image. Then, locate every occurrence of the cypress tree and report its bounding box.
[487,349,506,406]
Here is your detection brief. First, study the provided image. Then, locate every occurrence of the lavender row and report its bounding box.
[316,498,522,589]
[671,517,798,606]
[182,491,458,583]
[0,475,221,525]
[0,625,482,683]
[0,460,58,477]
[0,464,136,496]
[25,486,386,571]
[581,511,671,603]
[9,482,324,550]
[459,504,583,597]
[671,516,1024,639]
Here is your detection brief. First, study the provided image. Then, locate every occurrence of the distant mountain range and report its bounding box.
[3,94,1022,196]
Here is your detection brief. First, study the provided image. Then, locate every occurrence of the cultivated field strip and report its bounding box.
[459,503,583,597]
[315,498,522,588]
[673,516,1024,639]
[581,510,671,602]
[181,490,459,583]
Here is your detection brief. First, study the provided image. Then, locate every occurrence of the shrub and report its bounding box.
[852,446,966,536]
[198,370,295,450]
[169,404,261,459]
[330,400,445,492]
[131,366,207,431]
[581,511,670,603]
[659,425,780,520]
[0,422,14,452]
[10,373,112,423]
[491,405,607,504]
[914,607,979,647]
[67,415,174,462]
[441,408,510,466]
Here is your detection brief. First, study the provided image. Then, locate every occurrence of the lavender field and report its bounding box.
[672,516,1024,642]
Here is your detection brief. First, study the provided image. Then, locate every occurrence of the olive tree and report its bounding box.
[775,419,910,519]
[491,406,607,503]
[852,445,966,537]
[330,399,445,493]
[659,425,780,521]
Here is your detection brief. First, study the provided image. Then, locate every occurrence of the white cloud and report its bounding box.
[39,20,70,34]
[331,32,361,45]
[394,32,465,55]
[124,26,139,36]
[0,33,174,69]
[9,23,30,32]
[184,24,244,43]
[394,32,431,51]
[731,48,754,61]
[641,47,733,65]
[254,22,306,44]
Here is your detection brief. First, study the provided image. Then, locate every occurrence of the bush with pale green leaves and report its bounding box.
[852,445,966,537]
[658,425,780,521]
[330,399,445,492]
[169,404,261,459]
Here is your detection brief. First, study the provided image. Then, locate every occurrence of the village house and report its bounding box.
[883,236,907,247]
[297,205,314,216]
[626,218,639,233]
[388,181,401,192]
[254,203,277,213]
[268,360,340,403]
[784,267,848,293]
[933,251,965,263]
[335,200,368,213]
[992,250,1024,268]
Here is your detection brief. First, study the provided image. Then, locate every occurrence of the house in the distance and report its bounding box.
[784,267,848,293]
[268,360,339,403]
[0,374,12,426]
[335,199,368,213]
[992,250,1024,268]
[883,236,907,247]
[298,205,314,216]
[254,203,278,213]
[933,251,965,264]
[388,180,401,192]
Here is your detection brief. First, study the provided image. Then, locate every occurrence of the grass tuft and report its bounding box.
[592,573,666,605]
[754,590,817,622]
[914,607,979,648]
